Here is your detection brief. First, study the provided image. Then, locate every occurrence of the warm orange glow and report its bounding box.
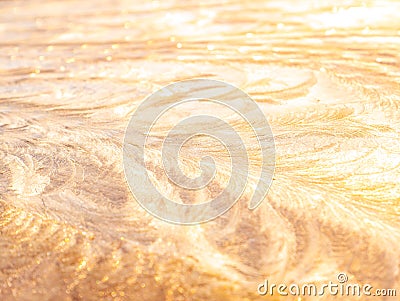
[0,0,399,300]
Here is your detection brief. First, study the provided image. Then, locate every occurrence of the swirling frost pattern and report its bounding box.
[0,0,400,300]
